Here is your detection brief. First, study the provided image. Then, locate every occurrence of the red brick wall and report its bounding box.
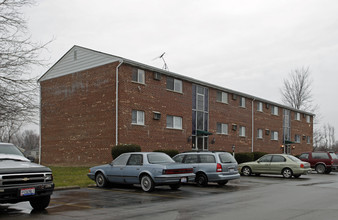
[117,65,192,152]
[40,63,118,166]
[40,61,313,166]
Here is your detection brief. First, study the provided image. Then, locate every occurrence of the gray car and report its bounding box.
[173,151,240,186]
[88,152,195,192]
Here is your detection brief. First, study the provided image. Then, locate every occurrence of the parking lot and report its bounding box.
[1,172,338,220]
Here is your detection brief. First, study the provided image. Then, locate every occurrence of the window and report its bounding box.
[258,155,272,163]
[113,154,130,166]
[271,131,278,140]
[184,155,198,163]
[271,106,278,115]
[257,129,263,139]
[166,115,182,129]
[307,136,311,144]
[299,153,309,160]
[127,154,143,166]
[217,123,228,135]
[295,112,301,121]
[167,77,182,93]
[295,134,301,143]
[312,152,329,159]
[132,69,145,84]
[239,126,246,137]
[132,110,144,125]
[306,115,311,123]
[240,97,246,108]
[216,91,228,104]
[257,102,263,112]
[271,155,286,162]
[200,155,216,163]
[173,155,184,163]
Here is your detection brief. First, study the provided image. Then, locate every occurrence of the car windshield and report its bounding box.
[219,153,237,163]
[287,155,302,162]
[147,154,174,164]
[0,144,25,157]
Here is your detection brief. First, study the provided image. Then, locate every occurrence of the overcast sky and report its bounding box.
[24,0,338,140]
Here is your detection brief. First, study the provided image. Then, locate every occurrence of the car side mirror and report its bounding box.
[27,156,35,162]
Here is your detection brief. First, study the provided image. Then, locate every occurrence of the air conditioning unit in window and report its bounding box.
[266,103,270,109]
[265,129,270,135]
[232,94,237,100]
[153,72,162,81]
[232,124,237,131]
[153,111,161,120]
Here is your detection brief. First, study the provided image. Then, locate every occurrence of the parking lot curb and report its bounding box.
[54,186,81,191]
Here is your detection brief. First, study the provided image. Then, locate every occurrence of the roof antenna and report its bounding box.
[153,52,169,71]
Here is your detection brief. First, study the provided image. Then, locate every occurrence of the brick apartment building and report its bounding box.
[38,46,314,166]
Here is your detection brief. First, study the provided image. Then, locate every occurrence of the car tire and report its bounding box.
[315,164,326,174]
[241,166,252,176]
[196,173,208,187]
[282,168,293,178]
[141,175,155,192]
[293,174,301,178]
[95,172,108,188]
[29,195,51,210]
[169,183,181,190]
[217,180,228,186]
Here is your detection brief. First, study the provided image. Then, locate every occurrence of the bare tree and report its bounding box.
[0,120,23,142]
[281,67,313,111]
[0,0,49,127]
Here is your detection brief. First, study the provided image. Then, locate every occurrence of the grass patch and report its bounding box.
[50,167,94,188]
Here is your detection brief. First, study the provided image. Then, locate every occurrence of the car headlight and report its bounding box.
[45,174,53,181]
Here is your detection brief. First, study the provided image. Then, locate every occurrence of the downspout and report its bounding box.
[251,98,256,152]
[115,60,123,145]
[39,85,42,164]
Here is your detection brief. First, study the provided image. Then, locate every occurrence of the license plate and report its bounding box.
[229,168,234,172]
[180,177,187,183]
[20,188,35,196]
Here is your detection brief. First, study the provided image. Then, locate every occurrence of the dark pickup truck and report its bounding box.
[0,143,54,210]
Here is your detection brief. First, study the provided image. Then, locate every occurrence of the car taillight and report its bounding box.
[216,163,222,172]
[300,164,304,168]
[163,168,193,174]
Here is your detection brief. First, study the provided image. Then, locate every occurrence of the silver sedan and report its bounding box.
[88,152,195,192]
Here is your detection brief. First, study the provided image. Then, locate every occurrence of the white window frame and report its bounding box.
[217,91,228,104]
[271,106,278,115]
[132,110,145,125]
[239,126,246,137]
[307,136,311,144]
[217,123,228,135]
[257,102,263,112]
[257,129,263,139]
[132,69,145,84]
[295,112,301,121]
[240,97,246,108]
[306,115,311,123]
[166,115,182,129]
[271,131,278,140]
[167,77,182,93]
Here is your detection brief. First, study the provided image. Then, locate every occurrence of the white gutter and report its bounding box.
[39,87,42,164]
[251,98,256,152]
[115,60,123,145]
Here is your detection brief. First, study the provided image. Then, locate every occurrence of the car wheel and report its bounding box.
[294,174,301,178]
[217,180,228,186]
[29,195,51,210]
[196,173,208,187]
[242,166,252,176]
[315,164,326,174]
[141,175,155,192]
[169,183,181,190]
[282,168,293,178]
[95,172,107,188]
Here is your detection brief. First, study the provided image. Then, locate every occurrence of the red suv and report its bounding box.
[299,152,338,174]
